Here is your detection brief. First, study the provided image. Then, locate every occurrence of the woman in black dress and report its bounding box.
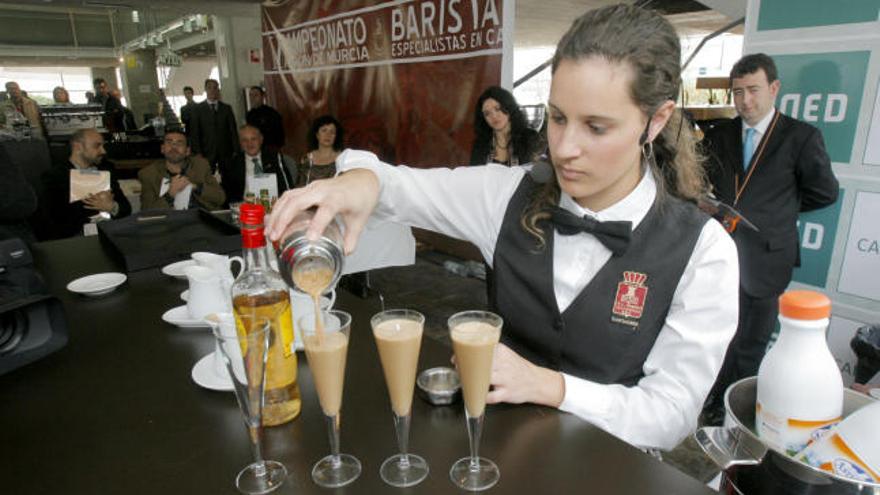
[296,115,344,188]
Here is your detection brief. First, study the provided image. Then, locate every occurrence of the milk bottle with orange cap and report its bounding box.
[756,290,843,456]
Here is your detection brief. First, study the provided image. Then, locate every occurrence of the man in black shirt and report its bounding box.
[93,78,125,133]
[245,86,285,154]
[180,86,197,132]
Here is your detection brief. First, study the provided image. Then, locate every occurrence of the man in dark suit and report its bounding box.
[110,88,137,130]
[189,78,239,172]
[701,53,839,424]
[245,86,285,154]
[42,128,131,240]
[92,78,125,133]
[219,125,293,207]
[180,86,196,132]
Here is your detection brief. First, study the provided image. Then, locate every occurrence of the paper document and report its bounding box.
[70,169,110,203]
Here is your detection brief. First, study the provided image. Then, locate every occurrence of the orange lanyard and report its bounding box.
[734,111,781,206]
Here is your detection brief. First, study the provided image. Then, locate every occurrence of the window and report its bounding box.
[1,66,95,104]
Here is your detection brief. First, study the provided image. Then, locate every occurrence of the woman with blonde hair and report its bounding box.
[267,4,738,451]
[52,86,71,104]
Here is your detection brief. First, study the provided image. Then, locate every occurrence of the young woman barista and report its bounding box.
[267,4,739,451]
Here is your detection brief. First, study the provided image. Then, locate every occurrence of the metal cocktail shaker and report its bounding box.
[275,210,343,295]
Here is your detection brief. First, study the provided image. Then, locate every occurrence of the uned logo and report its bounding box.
[779,93,847,123]
[798,221,825,251]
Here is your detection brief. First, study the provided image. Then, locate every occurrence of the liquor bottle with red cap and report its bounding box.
[756,290,843,455]
[232,203,301,426]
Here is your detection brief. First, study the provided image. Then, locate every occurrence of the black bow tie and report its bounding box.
[550,206,632,256]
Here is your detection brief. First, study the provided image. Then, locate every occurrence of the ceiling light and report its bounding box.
[131,10,139,23]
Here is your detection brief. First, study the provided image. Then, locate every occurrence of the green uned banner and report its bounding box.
[773,51,869,164]
[792,189,845,288]
[758,0,880,31]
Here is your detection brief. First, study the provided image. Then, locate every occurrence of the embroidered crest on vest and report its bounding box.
[611,271,648,328]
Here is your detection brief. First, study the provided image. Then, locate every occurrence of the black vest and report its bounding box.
[492,176,708,386]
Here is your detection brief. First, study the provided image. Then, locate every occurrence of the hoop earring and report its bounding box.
[641,140,656,168]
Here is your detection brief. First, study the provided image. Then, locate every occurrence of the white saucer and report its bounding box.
[191,352,234,392]
[161,305,210,328]
[67,272,127,296]
[161,259,197,279]
[180,290,189,302]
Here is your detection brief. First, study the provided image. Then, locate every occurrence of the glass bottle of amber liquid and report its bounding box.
[232,203,301,426]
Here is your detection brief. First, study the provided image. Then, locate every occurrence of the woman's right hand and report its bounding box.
[266,167,380,255]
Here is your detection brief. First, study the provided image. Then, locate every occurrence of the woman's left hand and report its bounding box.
[486,343,565,408]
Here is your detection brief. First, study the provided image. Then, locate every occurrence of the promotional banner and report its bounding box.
[749,0,880,374]
[792,190,844,288]
[838,191,880,301]
[757,0,880,31]
[865,80,880,166]
[261,0,509,167]
[773,51,870,164]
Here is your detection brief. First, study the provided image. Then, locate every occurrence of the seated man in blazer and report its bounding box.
[138,130,225,211]
[701,53,839,424]
[42,128,131,240]
[218,125,294,207]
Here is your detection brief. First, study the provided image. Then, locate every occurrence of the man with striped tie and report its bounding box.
[217,125,294,208]
[700,53,839,425]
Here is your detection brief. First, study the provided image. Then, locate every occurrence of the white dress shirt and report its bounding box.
[338,150,739,450]
[158,177,193,210]
[742,106,775,144]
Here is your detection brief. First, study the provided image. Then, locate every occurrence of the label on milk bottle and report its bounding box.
[797,433,879,483]
[756,401,841,456]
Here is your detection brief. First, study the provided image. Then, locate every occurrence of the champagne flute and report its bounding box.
[371,309,430,487]
[448,310,503,491]
[212,314,287,494]
[299,309,361,488]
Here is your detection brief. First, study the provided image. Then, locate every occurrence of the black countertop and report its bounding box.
[0,236,714,494]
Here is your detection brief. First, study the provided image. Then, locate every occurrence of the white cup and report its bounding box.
[289,288,336,350]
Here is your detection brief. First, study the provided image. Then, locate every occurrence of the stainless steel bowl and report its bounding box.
[417,367,461,406]
[695,377,880,494]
